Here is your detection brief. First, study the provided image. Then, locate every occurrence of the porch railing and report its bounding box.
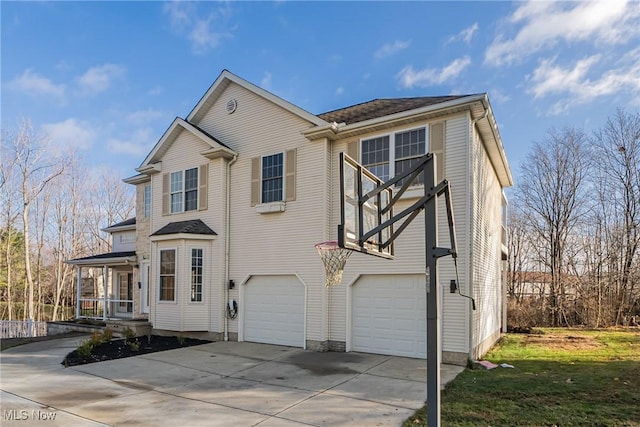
[78,298,133,319]
[0,320,48,339]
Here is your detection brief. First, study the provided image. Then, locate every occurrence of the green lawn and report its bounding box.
[404,329,640,426]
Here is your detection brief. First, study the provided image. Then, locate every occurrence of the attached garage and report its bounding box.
[243,275,305,347]
[351,274,426,358]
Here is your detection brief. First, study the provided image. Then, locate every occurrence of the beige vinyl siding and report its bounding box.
[149,129,224,332]
[193,82,328,344]
[152,243,180,330]
[329,114,471,355]
[210,157,227,334]
[182,241,212,331]
[470,124,504,358]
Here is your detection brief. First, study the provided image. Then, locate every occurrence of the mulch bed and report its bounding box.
[62,335,211,367]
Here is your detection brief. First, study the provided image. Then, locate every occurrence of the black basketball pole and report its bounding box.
[424,156,441,427]
[339,152,459,427]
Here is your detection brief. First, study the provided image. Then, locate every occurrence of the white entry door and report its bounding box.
[140,262,150,314]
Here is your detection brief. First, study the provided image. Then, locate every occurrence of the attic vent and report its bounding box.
[226,99,237,114]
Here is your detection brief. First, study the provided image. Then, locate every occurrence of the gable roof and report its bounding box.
[187,69,327,127]
[318,96,470,125]
[150,219,217,236]
[136,117,237,172]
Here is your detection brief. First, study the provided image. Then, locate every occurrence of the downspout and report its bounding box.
[468,107,488,360]
[224,154,238,341]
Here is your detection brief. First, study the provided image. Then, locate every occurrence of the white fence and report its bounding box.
[0,320,48,339]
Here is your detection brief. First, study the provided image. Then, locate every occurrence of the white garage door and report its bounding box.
[244,275,305,347]
[352,274,426,358]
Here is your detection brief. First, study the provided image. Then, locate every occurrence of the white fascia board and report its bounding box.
[65,256,137,267]
[101,224,136,233]
[187,70,327,127]
[123,173,151,185]
[137,117,184,170]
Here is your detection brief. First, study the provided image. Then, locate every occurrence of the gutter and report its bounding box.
[224,154,238,341]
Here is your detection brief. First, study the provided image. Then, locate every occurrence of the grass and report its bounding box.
[404,328,640,426]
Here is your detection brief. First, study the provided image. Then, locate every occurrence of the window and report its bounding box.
[143,185,151,218]
[190,249,203,302]
[361,128,425,185]
[361,125,442,185]
[170,168,198,213]
[250,150,296,209]
[261,153,283,203]
[159,249,176,301]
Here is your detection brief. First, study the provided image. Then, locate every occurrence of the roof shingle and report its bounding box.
[151,219,217,236]
[317,96,472,125]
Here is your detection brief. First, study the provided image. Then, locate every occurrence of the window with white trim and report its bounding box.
[261,153,283,203]
[361,125,443,185]
[170,167,198,213]
[159,249,176,301]
[143,185,151,218]
[190,248,203,302]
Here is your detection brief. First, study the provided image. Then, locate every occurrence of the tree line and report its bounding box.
[1,120,134,322]
[507,109,640,328]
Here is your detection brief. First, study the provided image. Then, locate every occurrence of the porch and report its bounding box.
[65,251,147,321]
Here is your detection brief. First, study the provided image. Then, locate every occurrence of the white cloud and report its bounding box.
[485,0,640,66]
[447,23,479,44]
[336,86,344,96]
[42,118,95,151]
[261,72,272,90]
[528,50,640,115]
[127,108,164,125]
[164,1,234,54]
[397,56,471,88]
[107,128,154,156]
[374,40,411,59]
[489,88,510,104]
[189,19,229,53]
[8,69,65,99]
[78,64,125,95]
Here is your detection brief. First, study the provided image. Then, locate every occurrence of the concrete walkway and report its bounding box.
[0,336,464,426]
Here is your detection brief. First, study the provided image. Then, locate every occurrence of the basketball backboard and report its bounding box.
[338,153,394,259]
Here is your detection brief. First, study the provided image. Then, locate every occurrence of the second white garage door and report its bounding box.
[243,275,305,348]
[351,274,426,358]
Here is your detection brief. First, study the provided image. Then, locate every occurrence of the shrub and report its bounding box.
[102,327,114,342]
[77,340,95,358]
[128,341,140,352]
[122,327,136,341]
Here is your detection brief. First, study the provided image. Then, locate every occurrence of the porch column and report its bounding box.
[103,265,108,321]
[76,266,82,319]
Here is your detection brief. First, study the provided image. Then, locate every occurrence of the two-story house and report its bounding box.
[68,69,512,365]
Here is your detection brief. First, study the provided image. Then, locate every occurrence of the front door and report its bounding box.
[141,262,150,314]
[117,272,133,314]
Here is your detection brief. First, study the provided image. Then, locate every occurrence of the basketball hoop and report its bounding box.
[315,241,352,287]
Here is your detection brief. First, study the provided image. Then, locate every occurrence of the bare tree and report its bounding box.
[592,109,640,324]
[9,120,68,324]
[516,127,590,326]
[0,132,21,320]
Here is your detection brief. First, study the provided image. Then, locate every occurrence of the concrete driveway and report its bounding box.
[1,336,463,426]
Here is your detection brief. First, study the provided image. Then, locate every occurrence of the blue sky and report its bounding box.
[2,1,639,184]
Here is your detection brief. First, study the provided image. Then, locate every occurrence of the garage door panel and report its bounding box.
[352,274,426,359]
[244,275,304,348]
